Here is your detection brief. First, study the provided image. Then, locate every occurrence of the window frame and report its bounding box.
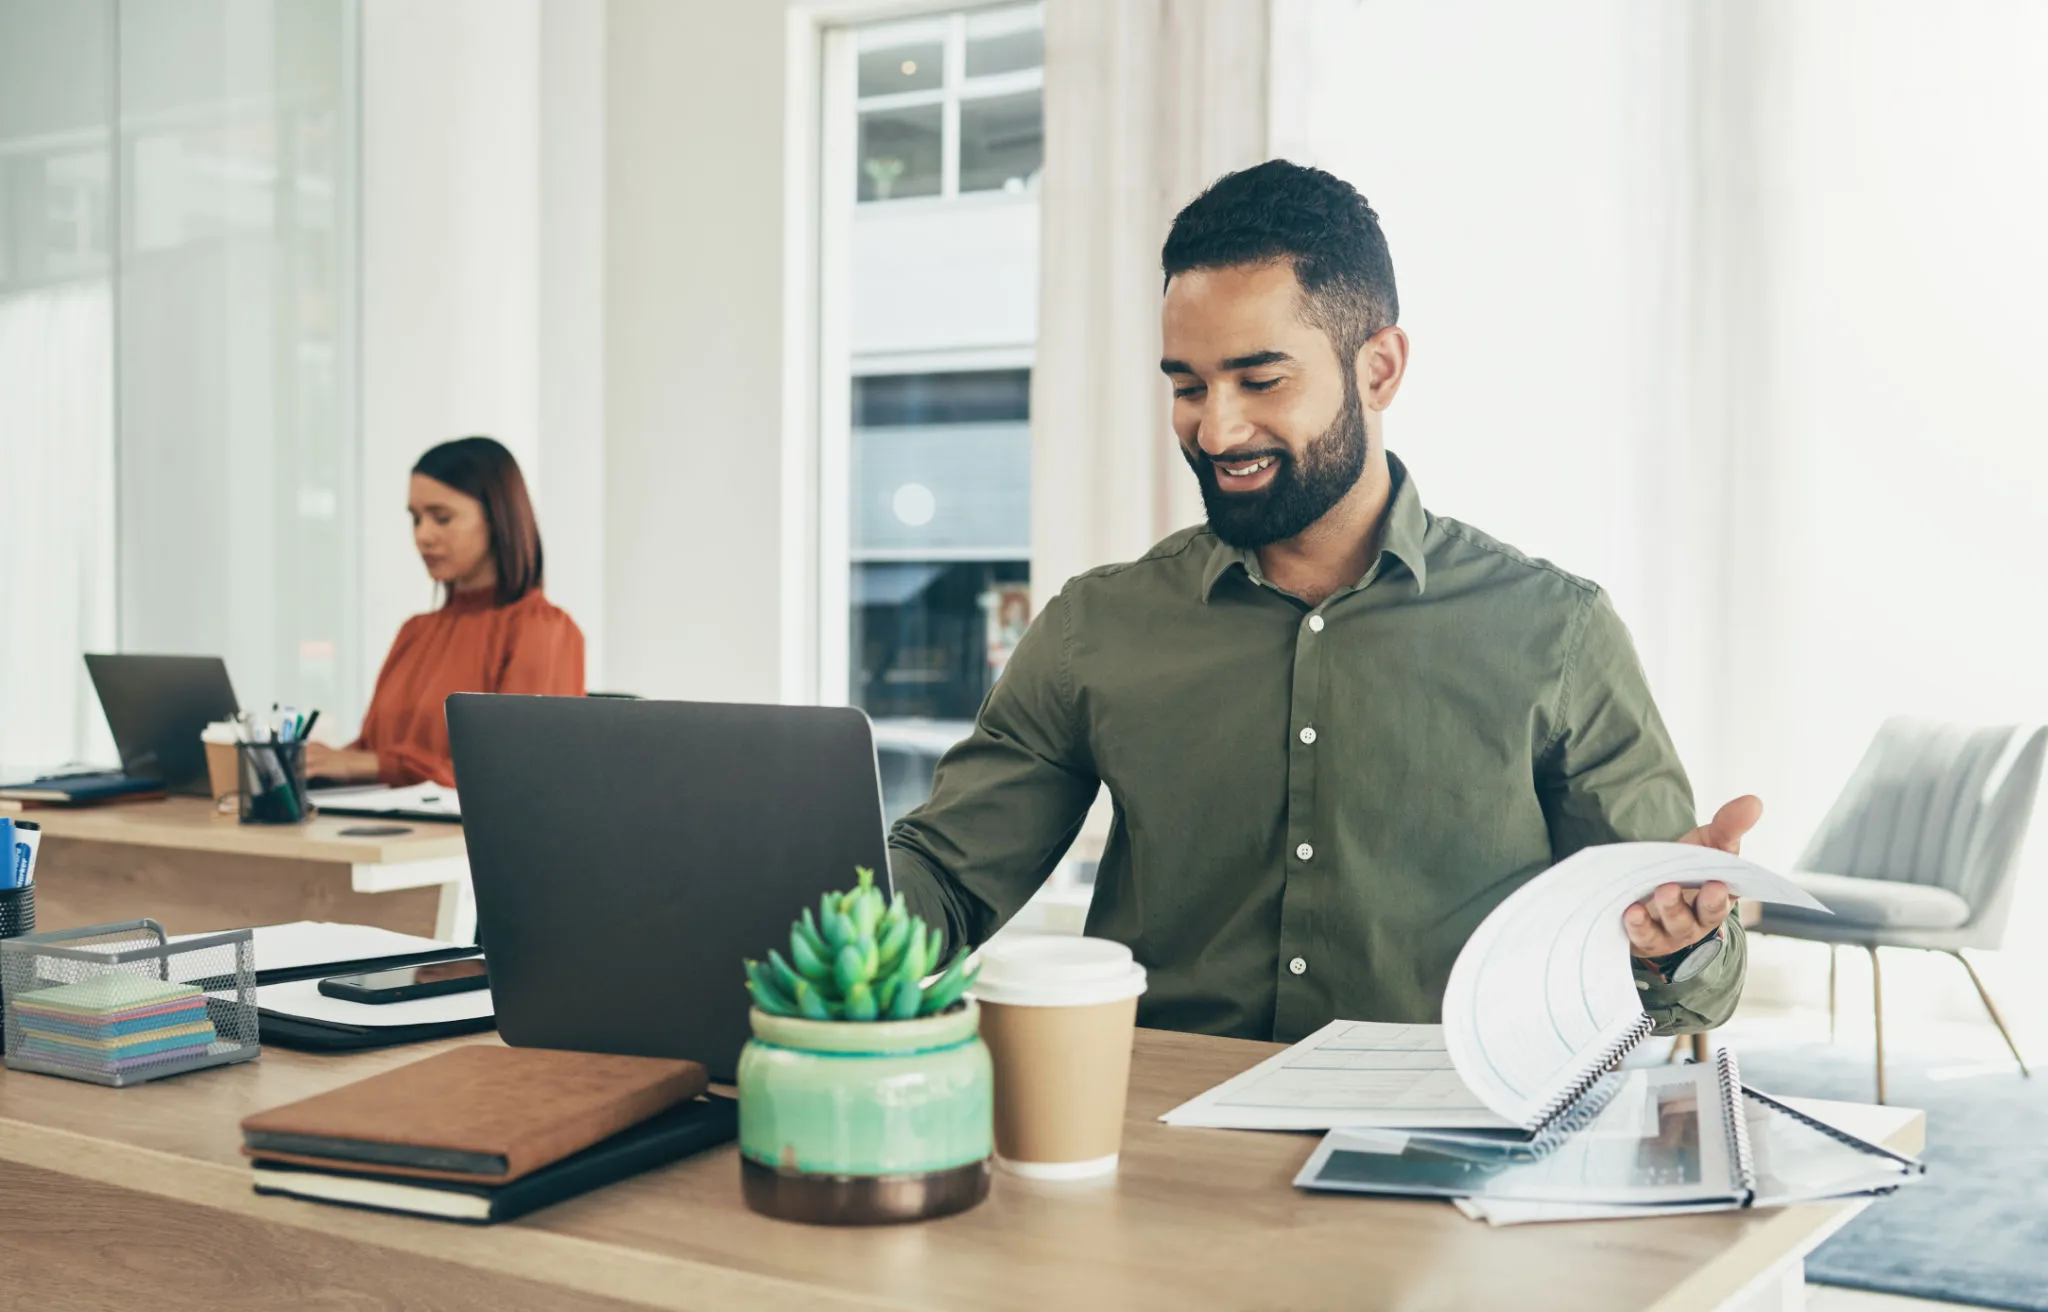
[852,6,1044,206]
[784,0,1041,709]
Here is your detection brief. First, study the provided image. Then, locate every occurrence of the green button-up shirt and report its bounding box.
[890,454,1745,1042]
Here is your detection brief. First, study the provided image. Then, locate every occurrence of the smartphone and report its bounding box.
[317,957,490,1004]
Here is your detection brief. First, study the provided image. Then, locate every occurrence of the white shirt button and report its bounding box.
[1307,614,1325,633]
[1296,842,1314,862]
[1299,726,1317,745]
[1289,956,1308,976]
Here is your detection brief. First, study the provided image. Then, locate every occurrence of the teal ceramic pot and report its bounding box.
[737,1000,993,1225]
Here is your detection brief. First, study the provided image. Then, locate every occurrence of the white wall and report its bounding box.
[1272,0,2048,873]
[602,0,789,703]
[1699,0,2048,851]
[1271,0,1724,802]
[538,0,609,689]
[360,0,541,726]
[359,0,611,719]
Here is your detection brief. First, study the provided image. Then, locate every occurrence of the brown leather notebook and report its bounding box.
[240,1045,707,1186]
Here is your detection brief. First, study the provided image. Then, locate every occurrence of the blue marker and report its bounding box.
[12,820,39,888]
[0,818,14,890]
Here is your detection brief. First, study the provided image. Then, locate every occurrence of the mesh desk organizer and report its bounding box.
[2,920,258,1086]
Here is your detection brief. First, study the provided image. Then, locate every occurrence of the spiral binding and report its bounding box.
[1716,1047,1757,1194]
[1524,1068,1624,1157]
[1741,1083,1927,1174]
[1528,1011,1656,1134]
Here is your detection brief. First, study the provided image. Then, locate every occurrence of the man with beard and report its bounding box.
[890,161,1753,1040]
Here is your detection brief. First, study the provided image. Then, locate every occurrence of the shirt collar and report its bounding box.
[1199,450,1431,602]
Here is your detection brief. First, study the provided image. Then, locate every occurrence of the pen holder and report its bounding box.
[0,884,33,940]
[2,920,259,1086]
[238,741,310,824]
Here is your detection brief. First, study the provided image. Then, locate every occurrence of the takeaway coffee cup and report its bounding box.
[202,719,241,810]
[971,936,1147,1179]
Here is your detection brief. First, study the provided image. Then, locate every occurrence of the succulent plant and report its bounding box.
[745,866,977,1022]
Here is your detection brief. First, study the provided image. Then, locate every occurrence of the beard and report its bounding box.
[1185,374,1368,549]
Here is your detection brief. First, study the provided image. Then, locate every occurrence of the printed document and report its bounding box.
[1161,1020,1514,1131]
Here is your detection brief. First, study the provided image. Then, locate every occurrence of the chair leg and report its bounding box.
[1689,1032,1708,1062]
[1828,944,1838,1043]
[1868,945,1886,1105]
[1948,949,2030,1077]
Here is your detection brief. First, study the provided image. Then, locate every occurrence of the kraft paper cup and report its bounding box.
[203,739,240,808]
[971,936,1147,1180]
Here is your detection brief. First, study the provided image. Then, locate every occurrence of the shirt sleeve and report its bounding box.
[1540,587,1745,1034]
[1636,919,1747,1034]
[372,741,455,789]
[495,602,586,696]
[889,589,1101,952]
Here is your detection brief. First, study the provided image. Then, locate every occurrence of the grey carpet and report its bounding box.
[1735,1041,2045,1312]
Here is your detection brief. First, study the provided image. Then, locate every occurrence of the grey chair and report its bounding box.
[1754,718,2048,1103]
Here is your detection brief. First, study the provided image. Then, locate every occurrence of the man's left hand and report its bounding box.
[1623,795,1763,959]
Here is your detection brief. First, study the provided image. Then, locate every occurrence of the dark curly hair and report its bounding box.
[1161,160,1399,367]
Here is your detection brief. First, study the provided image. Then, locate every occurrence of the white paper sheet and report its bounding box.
[1160,1021,1514,1131]
[255,977,494,1028]
[307,782,461,818]
[1441,843,1827,1128]
[172,921,463,977]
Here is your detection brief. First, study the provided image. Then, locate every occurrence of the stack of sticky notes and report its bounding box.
[11,974,218,1077]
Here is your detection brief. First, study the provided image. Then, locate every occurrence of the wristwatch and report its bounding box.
[1643,924,1726,984]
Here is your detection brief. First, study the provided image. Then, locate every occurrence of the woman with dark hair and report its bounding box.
[305,437,584,787]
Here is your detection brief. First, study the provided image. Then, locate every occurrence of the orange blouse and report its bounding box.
[351,588,585,787]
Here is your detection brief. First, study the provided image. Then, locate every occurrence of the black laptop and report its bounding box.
[85,654,241,796]
[0,654,241,802]
[445,693,889,1081]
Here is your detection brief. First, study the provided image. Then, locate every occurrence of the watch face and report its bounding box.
[1671,932,1724,983]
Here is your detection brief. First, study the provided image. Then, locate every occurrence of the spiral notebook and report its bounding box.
[1447,1083,1926,1223]
[1162,843,1828,1135]
[1295,1049,1924,1209]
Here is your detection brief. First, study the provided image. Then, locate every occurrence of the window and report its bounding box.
[0,0,359,772]
[850,368,1030,725]
[821,5,1043,829]
[854,4,1044,204]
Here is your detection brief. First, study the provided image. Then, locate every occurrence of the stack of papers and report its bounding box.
[11,975,219,1076]
[1158,842,1921,1223]
[1162,1021,1511,1131]
[308,782,460,820]
[1448,1089,1925,1225]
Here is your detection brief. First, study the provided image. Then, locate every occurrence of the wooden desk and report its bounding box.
[0,1029,1921,1312]
[4,797,470,941]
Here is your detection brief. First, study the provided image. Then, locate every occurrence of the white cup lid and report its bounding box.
[971,936,1147,1007]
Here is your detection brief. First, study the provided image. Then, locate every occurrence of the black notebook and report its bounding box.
[0,772,165,804]
[251,1095,738,1223]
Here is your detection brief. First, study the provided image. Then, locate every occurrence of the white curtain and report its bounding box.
[0,284,118,771]
[1030,0,1270,599]
[1270,0,2048,879]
